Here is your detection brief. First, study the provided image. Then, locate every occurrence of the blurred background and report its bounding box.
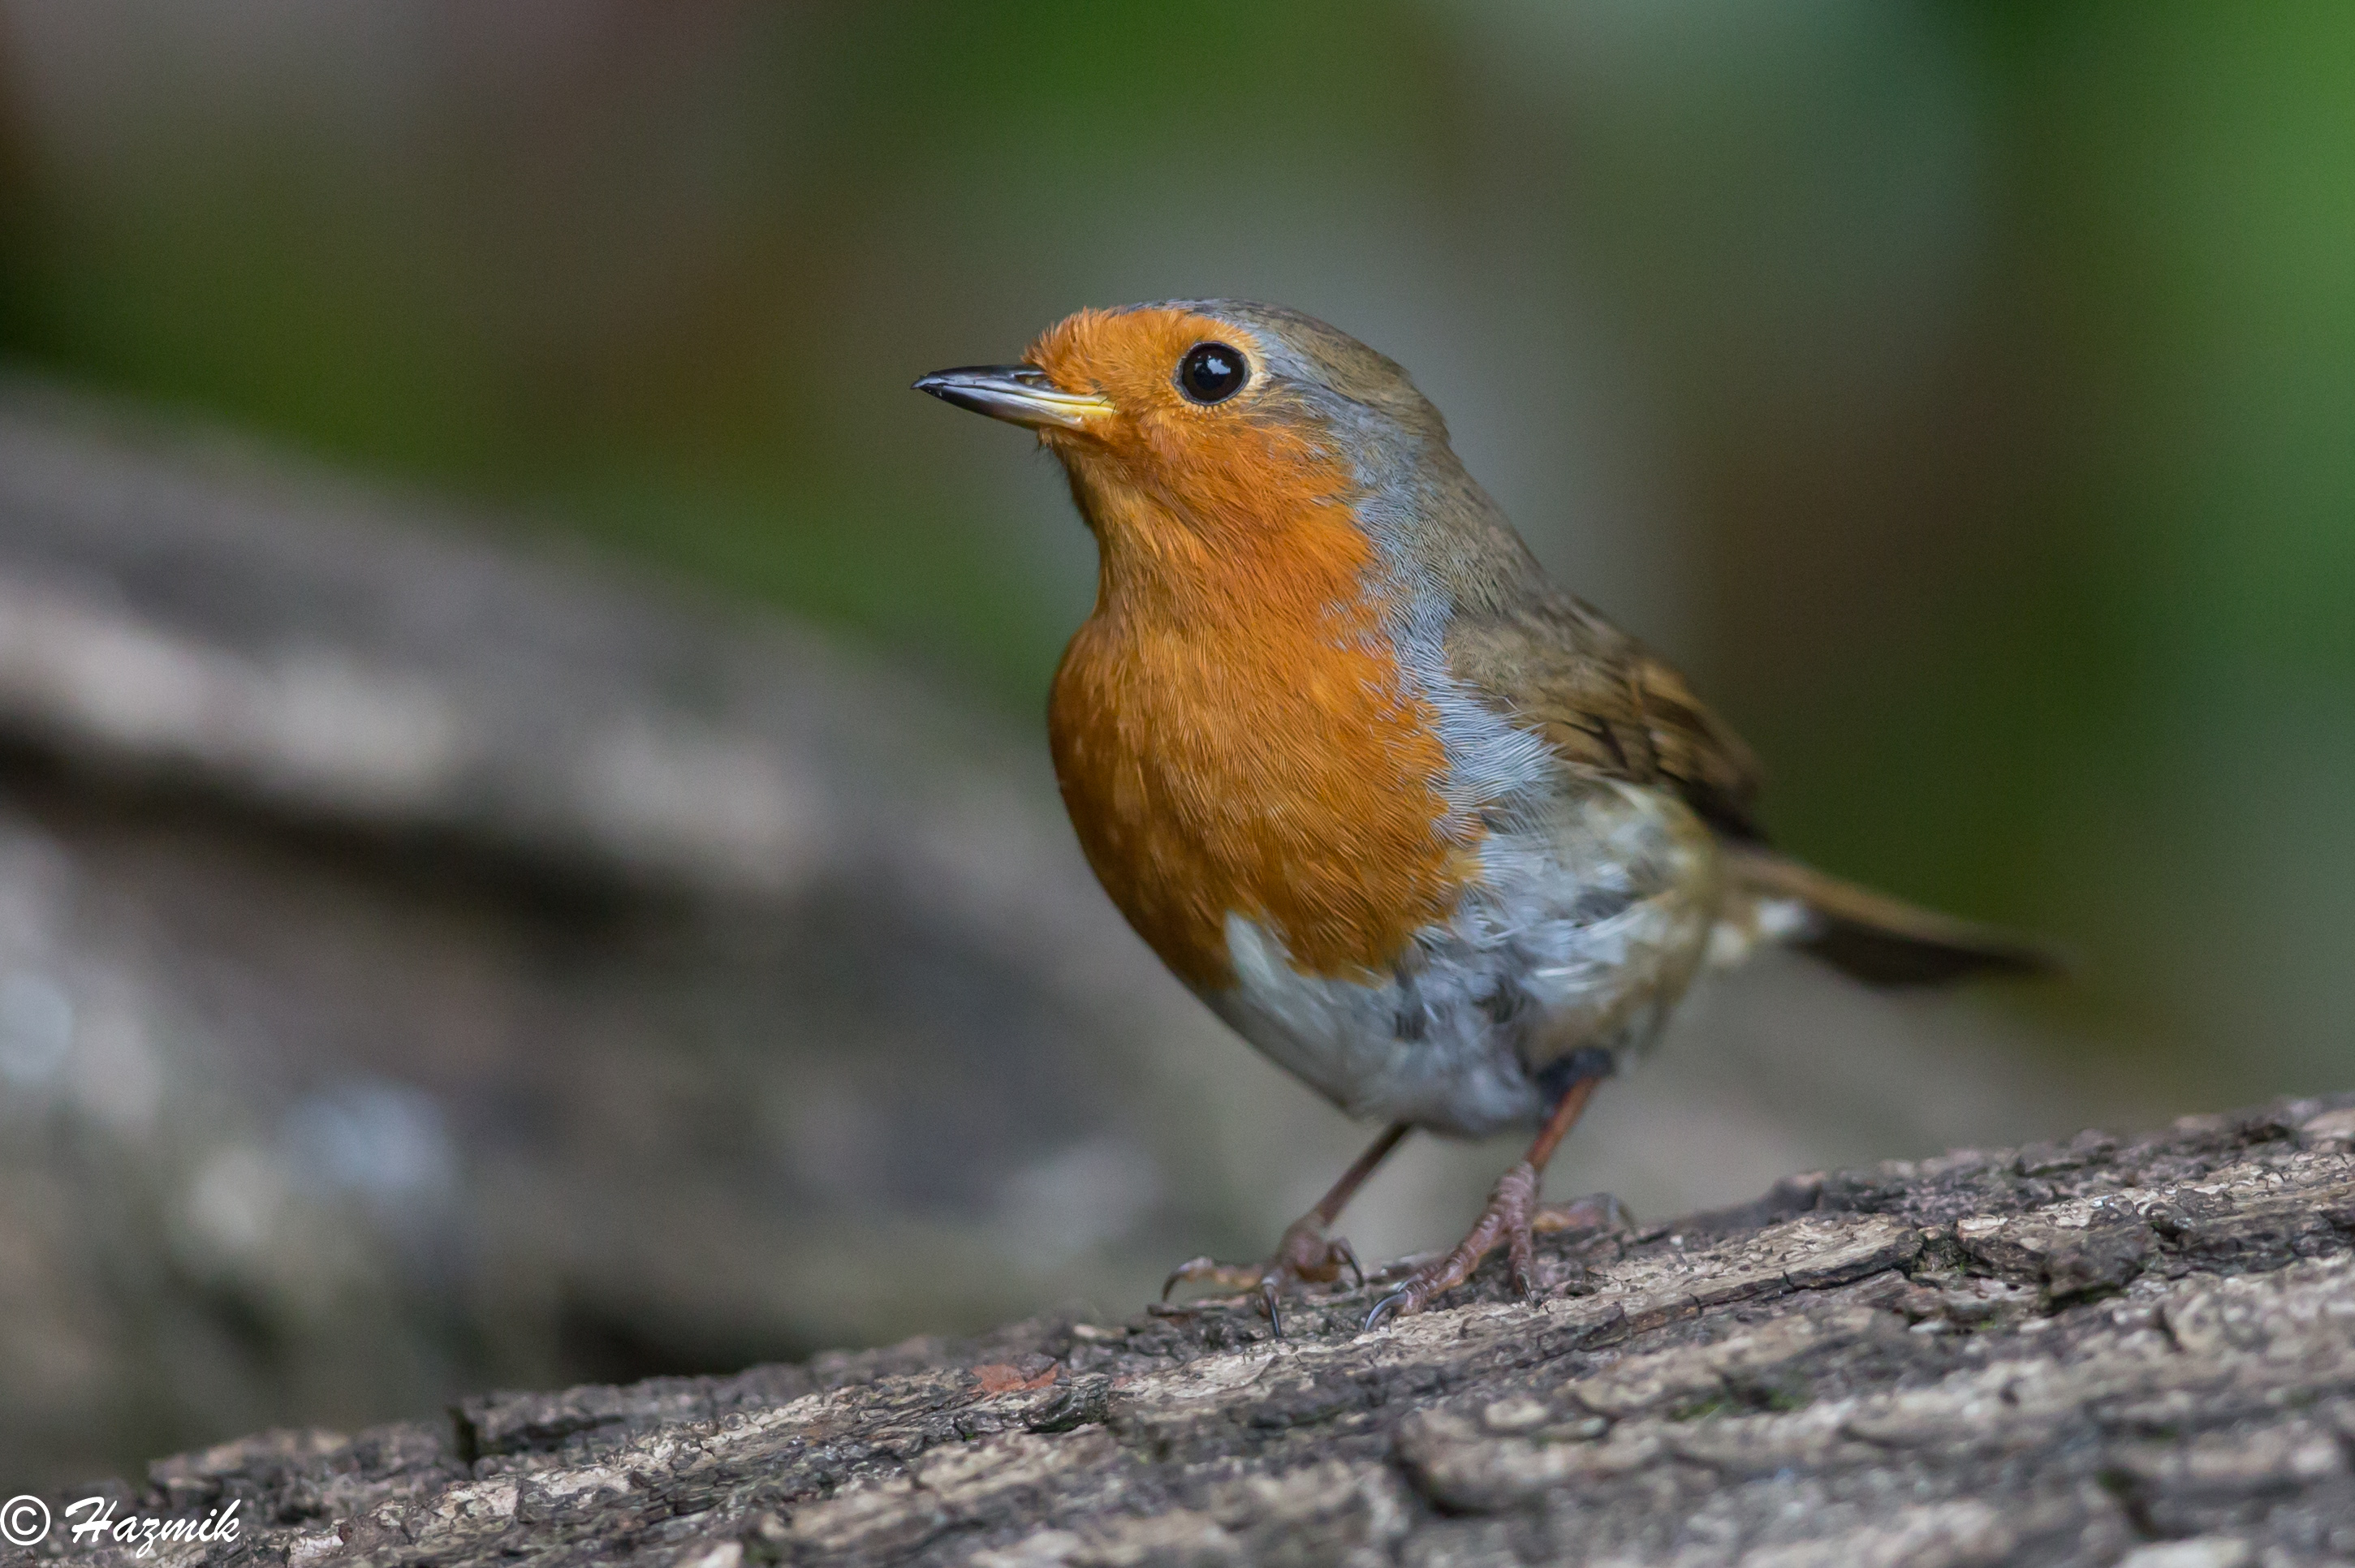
[0,0,2348,1489]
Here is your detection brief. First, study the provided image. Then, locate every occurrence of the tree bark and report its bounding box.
[28,1096,2355,1567]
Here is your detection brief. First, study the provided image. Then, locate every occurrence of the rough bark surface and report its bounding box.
[22,1096,2355,1568]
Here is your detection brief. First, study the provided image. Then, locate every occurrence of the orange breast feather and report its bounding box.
[1047,429,1473,991]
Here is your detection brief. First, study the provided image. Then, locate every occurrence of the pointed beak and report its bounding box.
[912,364,1115,432]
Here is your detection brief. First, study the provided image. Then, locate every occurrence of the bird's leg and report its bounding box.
[1365,1053,1612,1329]
[1163,1122,1408,1334]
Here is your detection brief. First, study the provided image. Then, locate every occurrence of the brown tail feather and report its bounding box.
[1723,846,2061,987]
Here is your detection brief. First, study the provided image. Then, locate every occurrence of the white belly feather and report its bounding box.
[1206,777,1719,1138]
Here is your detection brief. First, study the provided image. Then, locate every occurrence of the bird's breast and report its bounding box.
[1048,594,1473,993]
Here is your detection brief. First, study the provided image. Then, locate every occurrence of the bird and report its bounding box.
[916,300,2051,1330]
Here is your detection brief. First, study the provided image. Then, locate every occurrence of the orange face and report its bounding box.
[996,306,1473,990]
[1018,307,1348,589]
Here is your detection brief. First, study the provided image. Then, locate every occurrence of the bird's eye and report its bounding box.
[1176,342,1247,404]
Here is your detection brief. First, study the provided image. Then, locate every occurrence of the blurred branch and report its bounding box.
[0,375,1162,995]
[0,377,918,894]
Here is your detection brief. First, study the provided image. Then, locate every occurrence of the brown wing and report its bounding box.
[1442,588,1766,841]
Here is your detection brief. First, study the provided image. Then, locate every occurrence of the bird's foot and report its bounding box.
[1363,1161,1544,1329]
[1162,1213,1363,1336]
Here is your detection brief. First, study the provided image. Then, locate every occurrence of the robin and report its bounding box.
[917,301,2050,1330]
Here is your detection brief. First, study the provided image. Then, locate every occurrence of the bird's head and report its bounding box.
[917,301,1514,614]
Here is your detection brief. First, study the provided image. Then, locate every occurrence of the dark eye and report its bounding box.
[1176,342,1247,404]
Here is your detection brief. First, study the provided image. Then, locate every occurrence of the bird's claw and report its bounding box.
[1160,1214,1364,1336]
[1359,1161,1544,1331]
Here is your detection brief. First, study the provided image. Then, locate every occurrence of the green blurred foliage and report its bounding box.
[0,0,2348,1102]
